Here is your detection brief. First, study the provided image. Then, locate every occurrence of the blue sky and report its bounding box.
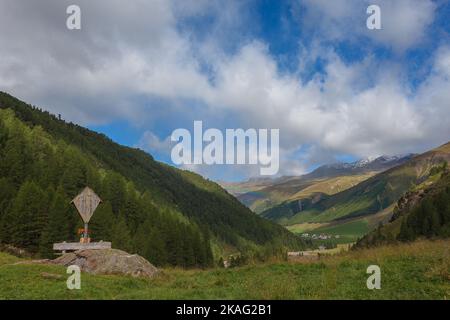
[1,0,450,181]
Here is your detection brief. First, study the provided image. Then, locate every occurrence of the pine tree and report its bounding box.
[7,181,48,252]
[134,219,167,266]
[441,189,450,225]
[103,172,126,215]
[421,199,435,236]
[398,218,414,241]
[39,188,72,258]
[164,221,185,266]
[1,134,30,187]
[60,147,87,197]
[110,215,133,253]
[182,226,196,268]
[89,201,115,241]
[123,184,142,232]
[0,178,15,217]
[147,229,168,266]
[191,229,206,267]
[429,209,441,237]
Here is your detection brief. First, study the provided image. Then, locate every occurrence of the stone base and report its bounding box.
[52,249,158,278]
[53,241,111,252]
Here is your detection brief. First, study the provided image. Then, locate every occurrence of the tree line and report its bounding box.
[397,171,450,241]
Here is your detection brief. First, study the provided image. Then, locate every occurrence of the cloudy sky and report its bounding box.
[1,0,449,181]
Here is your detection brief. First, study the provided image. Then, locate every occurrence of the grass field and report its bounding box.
[0,240,448,299]
[313,219,369,242]
[286,204,395,246]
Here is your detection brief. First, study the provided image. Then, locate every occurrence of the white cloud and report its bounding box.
[0,0,448,180]
[300,0,436,52]
[368,0,436,52]
[137,131,173,156]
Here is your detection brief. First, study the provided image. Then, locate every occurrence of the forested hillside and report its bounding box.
[0,92,304,267]
[355,164,450,248]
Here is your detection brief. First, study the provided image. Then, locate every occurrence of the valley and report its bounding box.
[224,144,450,248]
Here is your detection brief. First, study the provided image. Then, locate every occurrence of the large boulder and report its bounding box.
[52,249,158,278]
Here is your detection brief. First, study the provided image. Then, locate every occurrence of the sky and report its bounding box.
[0,0,449,181]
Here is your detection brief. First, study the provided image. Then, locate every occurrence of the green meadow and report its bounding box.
[0,239,448,300]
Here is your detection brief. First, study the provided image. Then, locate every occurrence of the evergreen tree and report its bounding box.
[89,201,115,241]
[39,188,72,258]
[181,225,196,268]
[123,184,142,232]
[429,209,441,237]
[133,219,167,266]
[439,190,450,225]
[1,134,30,186]
[164,221,185,266]
[60,147,88,197]
[110,215,133,253]
[398,218,414,241]
[6,181,48,252]
[103,172,126,215]
[0,178,15,217]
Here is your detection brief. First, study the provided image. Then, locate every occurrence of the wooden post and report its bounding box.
[84,222,89,242]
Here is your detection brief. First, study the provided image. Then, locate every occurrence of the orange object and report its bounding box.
[80,237,91,244]
[77,228,90,235]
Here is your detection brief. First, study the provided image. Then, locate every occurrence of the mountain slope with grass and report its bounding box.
[262,143,450,228]
[0,92,305,267]
[224,155,413,214]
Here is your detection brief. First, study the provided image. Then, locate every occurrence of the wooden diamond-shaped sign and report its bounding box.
[71,187,102,223]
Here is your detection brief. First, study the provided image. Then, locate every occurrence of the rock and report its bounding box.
[52,249,158,278]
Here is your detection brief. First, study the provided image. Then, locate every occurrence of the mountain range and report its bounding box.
[222,153,415,214]
[222,144,450,244]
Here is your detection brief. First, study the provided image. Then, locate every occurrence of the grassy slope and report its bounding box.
[0,240,448,299]
[236,173,377,214]
[263,143,450,227]
[288,173,377,201]
[287,205,395,244]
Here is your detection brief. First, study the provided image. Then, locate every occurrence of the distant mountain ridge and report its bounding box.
[221,153,415,214]
[302,154,416,180]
